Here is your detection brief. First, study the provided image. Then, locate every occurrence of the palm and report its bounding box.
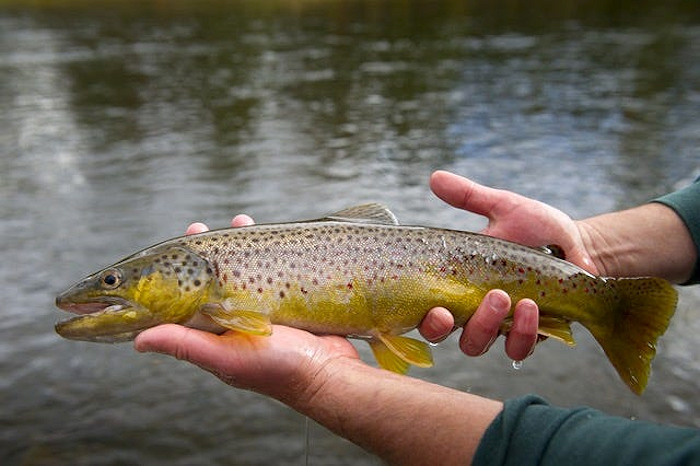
[136,324,359,400]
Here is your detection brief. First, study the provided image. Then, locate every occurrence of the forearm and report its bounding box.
[578,202,697,283]
[291,357,502,465]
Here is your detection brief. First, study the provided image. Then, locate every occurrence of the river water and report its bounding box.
[1,1,699,464]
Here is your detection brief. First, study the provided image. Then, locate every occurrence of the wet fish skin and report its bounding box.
[55,204,678,394]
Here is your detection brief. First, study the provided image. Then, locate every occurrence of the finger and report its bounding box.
[430,170,506,218]
[186,222,210,235]
[135,324,223,366]
[231,214,255,227]
[562,245,599,275]
[460,290,511,356]
[504,299,539,361]
[418,307,455,343]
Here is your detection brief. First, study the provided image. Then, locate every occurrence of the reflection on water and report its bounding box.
[1,1,699,463]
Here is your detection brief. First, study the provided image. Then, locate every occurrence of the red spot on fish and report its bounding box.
[347,282,353,289]
[222,273,228,283]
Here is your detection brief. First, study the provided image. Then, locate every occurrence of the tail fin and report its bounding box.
[587,277,677,395]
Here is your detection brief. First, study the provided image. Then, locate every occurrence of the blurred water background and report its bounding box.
[1,0,699,464]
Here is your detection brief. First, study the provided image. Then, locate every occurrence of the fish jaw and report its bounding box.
[55,296,161,342]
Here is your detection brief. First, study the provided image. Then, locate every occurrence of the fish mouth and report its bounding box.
[55,295,131,317]
[55,296,159,343]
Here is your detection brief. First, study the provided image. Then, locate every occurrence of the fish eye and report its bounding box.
[100,269,122,289]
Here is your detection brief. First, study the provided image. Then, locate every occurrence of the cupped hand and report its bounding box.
[417,170,597,361]
[136,215,359,401]
[135,323,358,402]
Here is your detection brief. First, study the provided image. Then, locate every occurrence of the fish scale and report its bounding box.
[55,203,678,394]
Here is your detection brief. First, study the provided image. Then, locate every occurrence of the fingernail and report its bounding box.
[487,291,509,313]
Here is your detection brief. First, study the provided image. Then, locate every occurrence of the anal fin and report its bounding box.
[537,316,576,346]
[499,315,576,347]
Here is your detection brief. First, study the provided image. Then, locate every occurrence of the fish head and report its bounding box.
[55,245,214,342]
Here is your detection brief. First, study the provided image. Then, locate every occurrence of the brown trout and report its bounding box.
[56,204,678,394]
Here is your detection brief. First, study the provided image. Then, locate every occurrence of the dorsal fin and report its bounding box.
[322,203,399,225]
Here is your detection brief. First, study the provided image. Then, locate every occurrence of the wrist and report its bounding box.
[576,218,620,277]
[576,203,696,282]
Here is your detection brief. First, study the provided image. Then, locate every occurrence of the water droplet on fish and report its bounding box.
[512,360,523,370]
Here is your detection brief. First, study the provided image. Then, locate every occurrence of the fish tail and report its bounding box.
[587,277,677,395]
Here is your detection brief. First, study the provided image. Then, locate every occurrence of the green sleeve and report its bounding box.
[653,179,700,285]
[473,395,700,466]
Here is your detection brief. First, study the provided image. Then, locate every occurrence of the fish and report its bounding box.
[55,203,678,394]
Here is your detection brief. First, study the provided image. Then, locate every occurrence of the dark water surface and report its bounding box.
[1,0,699,464]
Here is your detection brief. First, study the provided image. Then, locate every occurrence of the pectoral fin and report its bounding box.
[369,333,433,373]
[201,302,272,336]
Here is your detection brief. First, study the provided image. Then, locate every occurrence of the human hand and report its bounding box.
[135,215,360,402]
[418,170,596,361]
